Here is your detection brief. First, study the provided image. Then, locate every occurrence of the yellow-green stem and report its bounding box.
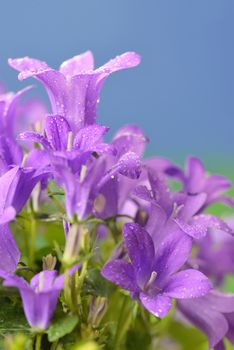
[35,333,42,350]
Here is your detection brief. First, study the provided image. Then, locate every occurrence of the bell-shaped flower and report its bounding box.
[133,169,234,240]
[9,51,141,133]
[162,156,234,208]
[102,223,211,318]
[0,266,80,330]
[0,165,48,224]
[50,124,147,220]
[0,87,32,174]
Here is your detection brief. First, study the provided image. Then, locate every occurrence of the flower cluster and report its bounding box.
[0,51,233,349]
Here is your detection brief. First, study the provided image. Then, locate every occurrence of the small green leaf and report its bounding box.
[47,314,78,342]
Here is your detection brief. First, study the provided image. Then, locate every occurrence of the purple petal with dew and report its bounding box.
[154,230,192,282]
[18,131,51,150]
[45,115,71,151]
[59,51,94,75]
[101,259,137,293]
[163,269,212,298]
[139,293,172,318]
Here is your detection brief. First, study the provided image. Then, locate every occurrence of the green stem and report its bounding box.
[35,333,42,350]
[50,340,58,350]
[77,260,88,317]
[29,217,36,267]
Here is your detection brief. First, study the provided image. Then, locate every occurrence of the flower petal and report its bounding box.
[96,52,141,74]
[73,124,109,152]
[0,207,16,224]
[0,225,20,273]
[112,124,148,158]
[123,223,155,288]
[178,297,228,348]
[45,115,71,151]
[154,230,192,281]
[139,292,172,318]
[185,157,206,194]
[18,131,51,150]
[59,51,94,75]
[174,218,207,239]
[101,259,137,293]
[8,57,49,80]
[163,269,212,298]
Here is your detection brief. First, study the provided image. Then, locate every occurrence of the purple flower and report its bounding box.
[133,170,234,240]
[51,125,146,220]
[102,223,211,318]
[9,51,141,133]
[0,86,31,139]
[0,165,48,224]
[163,156,234,208]
[0,225,20,273]
[0,88,32,174]
[177,290,234,349]
[190,228,234,286]
[1,266,80,330]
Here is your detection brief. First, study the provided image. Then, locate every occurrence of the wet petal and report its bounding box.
[18,131,51,150]
[59,51,94,75]
[96,52,141,74]
[163,269,212,298]
[139,292,172,318]
[101,259,137,293]
[73,124,109,152]
[45,115,71,151]
[123,223,155,287]
[154,230,192,281]
[112,124,148,158]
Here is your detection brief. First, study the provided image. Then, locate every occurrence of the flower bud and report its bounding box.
[88,296,107,327]
[62,224,81,266]
[42,254,57,270]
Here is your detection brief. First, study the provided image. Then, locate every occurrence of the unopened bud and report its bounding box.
[42,254,57,270]
[62,224,81,266]
[88,296,107,327]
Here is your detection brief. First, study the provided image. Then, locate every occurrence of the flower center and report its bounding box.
[67,131,73,151]
[144,271,157,291]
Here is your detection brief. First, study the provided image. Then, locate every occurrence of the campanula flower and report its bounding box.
[0,165,48,224]
[102,223,211,318]
[133,170,234,240]
[1,266,80,330]
[163,156,234,208]
[9,51,141,133]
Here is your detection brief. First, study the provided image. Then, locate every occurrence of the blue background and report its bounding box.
[0,0,233,166]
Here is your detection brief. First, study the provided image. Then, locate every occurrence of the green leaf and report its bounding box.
[47,314,78,342]
[84,269,115,297]
[0,298,30,338]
